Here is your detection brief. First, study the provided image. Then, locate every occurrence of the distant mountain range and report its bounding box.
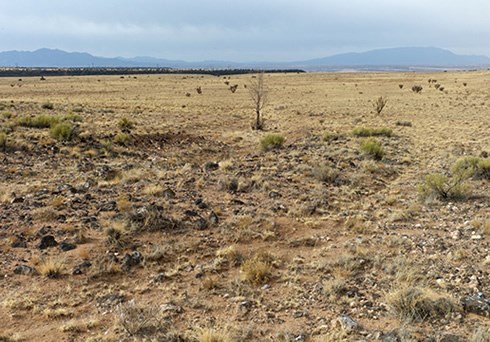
[1,47,489,71]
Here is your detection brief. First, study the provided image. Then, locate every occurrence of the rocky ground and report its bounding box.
[0,72,489,341]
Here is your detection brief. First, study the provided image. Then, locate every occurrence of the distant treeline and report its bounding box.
[0,67,305,77]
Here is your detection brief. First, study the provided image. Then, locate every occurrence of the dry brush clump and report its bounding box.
[360,137,384,160]
[411,85,423,93]
[351,127,392,137]
[374,96,388,114]
[260,133,285,151]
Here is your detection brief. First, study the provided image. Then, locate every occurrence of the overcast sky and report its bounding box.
[0,0,489,61]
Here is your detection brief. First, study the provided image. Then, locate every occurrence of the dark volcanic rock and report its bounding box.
[461,292,490,317]
[73,260,92,275]
[11,235,27,248]
[60,241,77,252]
[121,251,143,271]
[38,235,58,249]
[14,264,34,275]
[195,217,208,230]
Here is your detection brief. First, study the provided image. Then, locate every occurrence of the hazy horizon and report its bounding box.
[1,1,489,62]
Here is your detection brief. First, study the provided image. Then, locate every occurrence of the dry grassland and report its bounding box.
[0,71,489,341]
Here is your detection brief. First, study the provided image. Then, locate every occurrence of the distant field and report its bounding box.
[0,71,489,341]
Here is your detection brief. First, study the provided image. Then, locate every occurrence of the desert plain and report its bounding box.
[0,71,489,341]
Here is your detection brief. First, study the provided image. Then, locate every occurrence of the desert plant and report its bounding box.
[360,138,384,160]
[411,85,423,93]
[322,131,343,142]
[351,127,392,137]
[471,326,490,342]
[114,132,133,146]
[398,84,404,89]
[0,133,7,151]
[312,164,340,183]
[196,86,202,94]
[50,122,75,142]
[249,73,268,130]
[417,173,470,201]
[17,115,60,128]
[198,328,231,342]
[386,286,459,322]
[118,117,134,133]
[37,258,64,278]
[241,257,272,286]
[374,96,388,114]
[451,156,490,180]
[260,133,285,151]
[118,301,166,337]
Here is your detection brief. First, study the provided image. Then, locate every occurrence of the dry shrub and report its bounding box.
[240,252,277,286]
[374,96,388,114]
[386,286,459,322]
[37,257,64,278]
[118,301,167,337]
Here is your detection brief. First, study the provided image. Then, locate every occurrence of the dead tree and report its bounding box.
[248,73,268,130]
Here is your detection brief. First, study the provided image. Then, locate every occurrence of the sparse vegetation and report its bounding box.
[411,85,423,93]
[118,117,135,132]
[360,137,384,160]
[50,122,75,142]
[37,257,64,278]
[17,114,60,128]
[351,126,392,137]
[114,132,133,145]
[374,96,387,114]
[249,73,268,130]
[260,133,285,151]
[417,172,470,201]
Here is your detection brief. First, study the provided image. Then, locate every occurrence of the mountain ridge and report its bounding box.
[0,47,489,70]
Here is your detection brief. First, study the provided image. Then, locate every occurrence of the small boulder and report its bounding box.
[461,292,490,317]
[121,251,143,271]
[60,241,76,252]
[38,235,58,249]
[14,264,34,275]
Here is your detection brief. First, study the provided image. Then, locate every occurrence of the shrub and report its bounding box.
[399,84,404,89]
[118,117,135,132]
[322,131,343,142]
[63,113,82,122]
[452,156,490,180]
[312,164,340,183]
[260,133,285,151]
[241,253,276,286]
[50,122,75,142]
[374,96,387,114]
[351,127,392,137]
[41,102,54,110]
[417,173,470,201]
[1,111,13,119]
[114,132,133,146]
[412,85,423,93]
[386,286,459,322]
[360,138,384,160]
[118,301,166,337]
[0,133,7,151]
[37,258,64,278]
[18,115,60,128]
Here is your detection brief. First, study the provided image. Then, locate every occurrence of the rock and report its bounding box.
[97,293,125,310]
[204,161,219,171]
[121,251,143,271]
[471,234,482,240]
[195,217,208,230]
[184,209,198,217]
[268,190,281,198]
[334,314,359,332]
[163,188,176,199]
[439,334,462,342]
[14,264,34,275]
[38,235,58,249]
[461,292,490,317]
[195,198,208,209]
[11,235,27,248]
[10,197,24,204]
[152,272,166,283]
[97,201,116,212]
[73,260,92,275]
[381,331,401,342]
[60,241,76,252]
[208,212,219,225]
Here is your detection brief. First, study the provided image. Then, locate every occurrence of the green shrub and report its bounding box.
[322,131,343,142]
[114,132,133,146]
[417,173,470,201]
[1,112,13,119]
[63,113,82,122]
[452,156,490,180]
[18,115,60,128]
[50,123,75,142]
[351,127,392,137]
[0,133,7,151]
[360,138,384,160]
[260,133,285,151]
[118,117,135,132]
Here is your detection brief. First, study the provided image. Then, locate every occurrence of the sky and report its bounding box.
[0,0,489,62]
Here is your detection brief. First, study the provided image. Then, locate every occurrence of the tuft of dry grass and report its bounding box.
[198,328,231,342]
[37,258,64,278]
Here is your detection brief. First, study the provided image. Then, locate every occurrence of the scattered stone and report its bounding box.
[121,251,143,271]
[268,190,281,198]
[152,272,166,283]
[204,161,219,171]
[461,292,490,317]
[14,264,34,275]
[195,198,208,209]
[59,241,76,252]
[97,201,116,212]
[11,235,27,248]
[208,211,219,225]
[97,293,125,310]
[471,234,482,240]
[439,334,462,342]
[10,197,24,204]
[73,260,92,275]
[334,314,359,332]
[38,235,58,249]
[195,217,208,230]
[184,209,198,217]
[163,188,176,199]
[381,331,401,342]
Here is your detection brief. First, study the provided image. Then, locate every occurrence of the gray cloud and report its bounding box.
[0,0,489,61]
